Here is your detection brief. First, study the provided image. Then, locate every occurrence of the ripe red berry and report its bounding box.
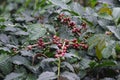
[63,46,67,50]
[72,28,76,33]
[71,38,77,43]
[53,35,57,39]
[83,44,88,49]
[37,38,45,48]
[66,17,71,22]
[68,21,76,27]
[57,50,62,54]
[61,52,65,56]
[55,54,60,58]
[53,35,60,44]
[74,43,80,49]
[58,14,64,20]
[63,18,68,23]
[57,43,62,48]
[64,39,69,45]
[65,45,69,48]
[55,49,66,58]
[59,14,64,17]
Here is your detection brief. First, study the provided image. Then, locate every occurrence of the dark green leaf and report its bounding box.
[112,7,120,23]
[0,54,13,75]
[28,24,46,40]
[4,73,24,80]
[49,0,69,9]
[70,2,84,16]
[62,62,74,72]
[107,26,120,40]
[37,71,56,80]
[61,71,80,80]
[11,55,30,65]
[96,60,117,68]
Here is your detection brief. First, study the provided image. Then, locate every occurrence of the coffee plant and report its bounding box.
[0,0,120,80]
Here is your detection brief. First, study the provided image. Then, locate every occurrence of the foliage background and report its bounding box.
[0,0,120,80]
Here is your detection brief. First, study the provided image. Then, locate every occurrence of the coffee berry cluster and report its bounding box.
[52,35,88,58]
[27,14,88,58]
[58,13,87,35]
[27,36,88,58]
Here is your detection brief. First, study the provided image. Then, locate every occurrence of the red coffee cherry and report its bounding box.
[68,21,76,27]
[57,43,62,48]
[66,17,71,22]
[63,46,67,50]
[71,38,77,43]
[83,44,88,49]
[63,18,68,23]
[65,45,70,48]
[72,43,80,49]
[64,39,69,45]
[37,38,45,48]
[53,35,60,44]
[58,13,64,20]
[55,49,66,58]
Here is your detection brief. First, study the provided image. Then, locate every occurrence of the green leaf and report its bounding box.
[37,71,56,80]
[0,34,9,44]
[11,55,30,65]
[40,58,56,66]
[14,31,28,36]
[0,17,5,22]
[4,73,24,80]
[97,19,112,29]
[101,78,116,80]
[26,74,37,80]
[98,7,112,15]
[90,60,117,69]
[61,71,80,80]
[62,62,74,72]
[20,50,33,57]
[58,25,73,39]
[28,24,46,40]
[102,40,116,58]
[80,58,91,69]
[89,0,98,8]
[88,34,107,60]
[98,13,113,20]
[96,45,102,60]
[0,54,13,75]
[88,34,106,50]
[49,0,69,9]
[0,47,10,53]
[96,60,117,68]
[89,60,98,69]
[44,24,56,34]
[96,37,106,60]
[107,26,120,40]
[88,34,117,59]
[62,0,71,3]
[112,7,120,24]
[70,2,84,16]
[115,42,120,52]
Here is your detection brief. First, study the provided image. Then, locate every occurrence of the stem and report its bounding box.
[62,41,66,49]
[57,57,61,80]
[57,41,65,80]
